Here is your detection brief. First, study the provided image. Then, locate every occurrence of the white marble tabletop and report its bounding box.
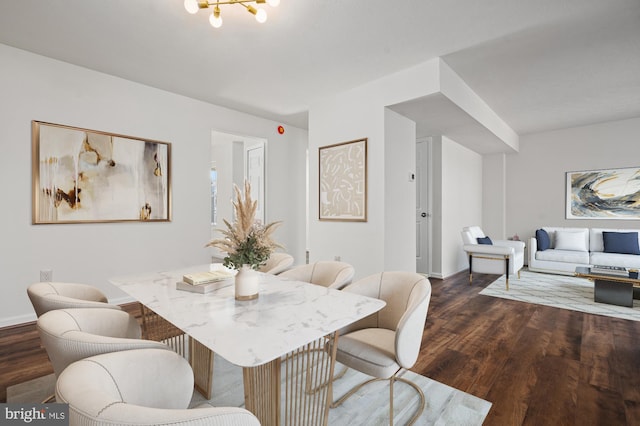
[109,264,385,368]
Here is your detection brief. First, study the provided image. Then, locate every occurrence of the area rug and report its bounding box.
[480,269,640,322]
[194,355,491,425]
[9,354,491,425]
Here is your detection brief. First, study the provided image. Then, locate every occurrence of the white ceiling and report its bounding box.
[0,0,639,139]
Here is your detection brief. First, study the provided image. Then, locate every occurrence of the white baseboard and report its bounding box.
[0,313,37,328]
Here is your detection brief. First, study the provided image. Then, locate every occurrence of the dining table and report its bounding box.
[109,263,385,426]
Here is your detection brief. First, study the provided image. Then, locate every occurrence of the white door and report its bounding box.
[416,138,431,275]
[245,141,265,224]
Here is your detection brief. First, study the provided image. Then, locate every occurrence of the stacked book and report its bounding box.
[590,265,629,277]
[176,270,234,294]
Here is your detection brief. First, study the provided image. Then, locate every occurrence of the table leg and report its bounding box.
[594,279,633,307]
[243,333,338,426]
[189,337,215,399]
[244,358,281,426]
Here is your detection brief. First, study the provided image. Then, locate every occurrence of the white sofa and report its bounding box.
[528,227,640,275]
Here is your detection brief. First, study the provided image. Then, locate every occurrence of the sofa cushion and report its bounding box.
[536,249,590,264]
[477,236,493,245]
[542,227,588,250]
[536,229,551,251]
[603,231,640,255]
[554,229,588,252]
[589,228,640,253]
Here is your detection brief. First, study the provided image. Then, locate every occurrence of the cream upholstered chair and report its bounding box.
[258,252,294,275]
[56,348,260,426]
[27,282,124,403]
[27,281,120,318]
[332,271,431,425]
[461,226,525,290]
[278,260,355,289]
[37,308,170,381]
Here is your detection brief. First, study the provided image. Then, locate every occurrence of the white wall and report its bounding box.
[308,88,386,278]
[384,109,417,272]
[441,136,483,277]
[0,44,307,326]
[307,61,444,279]
[483,153,506,239]
[504,117,640,246]
[308,57,517,280]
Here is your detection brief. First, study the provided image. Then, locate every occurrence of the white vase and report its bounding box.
[235,264,259,301]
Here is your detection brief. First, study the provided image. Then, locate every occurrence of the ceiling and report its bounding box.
[0,0,639,141]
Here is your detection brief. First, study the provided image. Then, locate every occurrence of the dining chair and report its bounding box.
[55,348,260,426]
[331,271,432,425]
[258,252,294,275]
[278,260,355,289]
[26,282,125,403]
[27,281,121,318]
[27,281,203,396]
[37,308,170,389]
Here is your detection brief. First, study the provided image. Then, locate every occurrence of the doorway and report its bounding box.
[211,131,266,235]
[416,137,432,275]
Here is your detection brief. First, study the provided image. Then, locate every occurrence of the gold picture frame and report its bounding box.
[319,138,367,222]
[32,121,171,224]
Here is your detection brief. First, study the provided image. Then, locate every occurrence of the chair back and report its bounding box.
[56,348,261,426]
[342,271,431,368]
[37,308,168,377]
[27,282,120,317]
[461,226,485,245]
[279,261,355,289]
[259,252,294,274]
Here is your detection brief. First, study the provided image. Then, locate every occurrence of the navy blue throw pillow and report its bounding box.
[603,231,640,255]
[477,236,493,245]
[536,229,551,251]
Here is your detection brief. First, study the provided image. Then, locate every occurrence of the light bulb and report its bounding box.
[209,10,223,28]
[255,8,267,23]
[267,0,280,7]
[184,0,199,14]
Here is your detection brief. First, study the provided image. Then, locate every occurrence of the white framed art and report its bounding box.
[566,166,640,220]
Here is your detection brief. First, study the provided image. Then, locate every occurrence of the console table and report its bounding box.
[110,264,385,426]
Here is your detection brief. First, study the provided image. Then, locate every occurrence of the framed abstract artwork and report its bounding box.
[319,138,367,222]
[566,166,640,220]
[32,121,171,224]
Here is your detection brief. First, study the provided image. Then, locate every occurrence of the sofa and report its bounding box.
[528,227,640,275]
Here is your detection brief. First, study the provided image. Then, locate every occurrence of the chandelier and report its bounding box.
[184,0,280,28]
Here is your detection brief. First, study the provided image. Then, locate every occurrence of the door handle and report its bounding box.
[421,212,427,218]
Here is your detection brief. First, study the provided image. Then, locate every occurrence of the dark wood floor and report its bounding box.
[415,271,640,425]
[2,272,639,425]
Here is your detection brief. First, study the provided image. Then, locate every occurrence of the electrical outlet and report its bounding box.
[334,255,341,261]
[40,269,53,282]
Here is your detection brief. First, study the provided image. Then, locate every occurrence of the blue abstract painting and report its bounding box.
[566,167,640,219]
